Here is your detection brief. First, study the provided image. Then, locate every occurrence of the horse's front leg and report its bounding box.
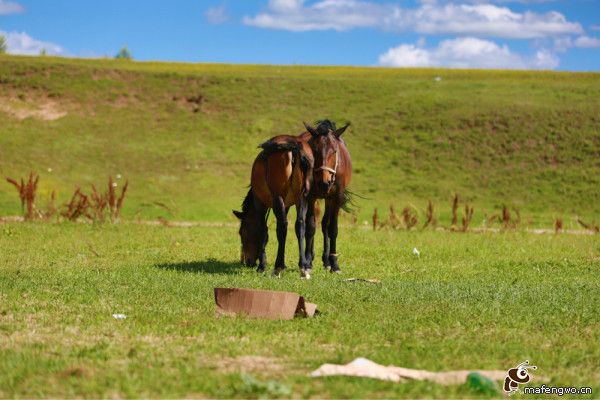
[295,195,311,278]
[304,197,317,271]
[321,201,331,269]
[327,200,341,273]
[272,195,288,276]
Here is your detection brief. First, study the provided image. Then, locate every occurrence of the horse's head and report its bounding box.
[304,120,350,195]
[233,191,262,267]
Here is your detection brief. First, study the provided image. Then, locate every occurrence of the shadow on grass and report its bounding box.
[155,258,246,275]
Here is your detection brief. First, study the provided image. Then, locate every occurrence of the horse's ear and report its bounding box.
[233,210,244,219]
[334,122,351,138]
[303,121,319,137]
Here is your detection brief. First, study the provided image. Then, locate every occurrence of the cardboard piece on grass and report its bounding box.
[214,288,317,320]
[310,358,507,385]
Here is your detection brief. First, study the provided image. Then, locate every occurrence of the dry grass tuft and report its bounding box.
[502,205,511,228]
[372,208,379,231]
[451,193,459,228]
[461,204,474,232]
[61,177,128,222]
[6,173,39,220]
[388,205,401,229]
[498,205,521,229]
[61,188,91,221]
[577,218,599,234]
[423,200,436,229]
[554,218,563,234]
[401,207,418,230]
[108,177,129,221]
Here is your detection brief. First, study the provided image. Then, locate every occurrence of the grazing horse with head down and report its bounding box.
[233,134,312,277]
[233,120,351,277]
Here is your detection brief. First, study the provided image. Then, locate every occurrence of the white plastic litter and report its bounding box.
[412,247,420,257]
[112,314,127,319]
[310,358,508,384]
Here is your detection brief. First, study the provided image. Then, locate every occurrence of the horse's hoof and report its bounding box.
[272,269,284,278]
[300,270,311,280]
[330,268,342,274]
[256,267,266,274]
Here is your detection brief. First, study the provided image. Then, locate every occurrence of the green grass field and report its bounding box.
[1,223,599,398]
[1,55,599,398]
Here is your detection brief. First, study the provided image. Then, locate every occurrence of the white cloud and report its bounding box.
[410,3,582,39]
[379,44,431,67]
[379,37,558,69]
[0,0,24,15]
[244,0,583,39]
[205,5,229,24]
[1,31,64,55]
[244,0,391,32]
[574,36,600,48]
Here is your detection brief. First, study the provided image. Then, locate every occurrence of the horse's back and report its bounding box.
[251,134,308,209]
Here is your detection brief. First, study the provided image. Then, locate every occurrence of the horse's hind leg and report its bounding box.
[304,197,316,270]
[257,210,269,273]
[272,195,288,276]
[295,195,311,278]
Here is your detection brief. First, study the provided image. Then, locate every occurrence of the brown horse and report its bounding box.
[233,133,313,277]
[302,120,352,273]
[233,120,351,277]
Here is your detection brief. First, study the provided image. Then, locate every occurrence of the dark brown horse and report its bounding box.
[233,133,313,277]
[302,120,352,273]
[233,120,351,277]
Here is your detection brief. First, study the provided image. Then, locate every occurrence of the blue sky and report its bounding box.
[1,0,599,70]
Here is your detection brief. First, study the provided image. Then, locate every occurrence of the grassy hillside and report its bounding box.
[1,55,599,225]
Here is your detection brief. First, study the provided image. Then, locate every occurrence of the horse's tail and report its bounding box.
[341,189,355,213]
[341,188,368,213]
[258,139,310,175]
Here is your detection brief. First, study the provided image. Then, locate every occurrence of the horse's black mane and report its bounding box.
[240,188,253,216]
[314,119,337,136]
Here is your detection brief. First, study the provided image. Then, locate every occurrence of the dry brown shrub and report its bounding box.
[423,200,436,228]
[554,218,563,234]
[451,193,459,227]
[372,208,379,231]
[62,188,91,221]
[6,172,39,220]
[461,204,474,232]
[389,204,401,229]
[61,177,128,222]
[577,218,599,234]
[402,207,418,230]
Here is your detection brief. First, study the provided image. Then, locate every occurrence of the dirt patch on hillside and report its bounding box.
[0,97,67,121]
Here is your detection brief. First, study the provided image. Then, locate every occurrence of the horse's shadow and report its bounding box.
[155,258,245,275]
